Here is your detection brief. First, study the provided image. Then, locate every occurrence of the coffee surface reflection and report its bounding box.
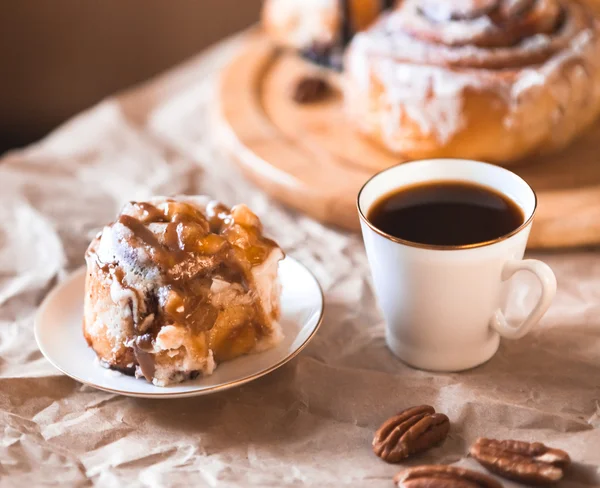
[367,181,525,246]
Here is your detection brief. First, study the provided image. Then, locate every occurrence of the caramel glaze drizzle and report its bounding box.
[88,200,279,382]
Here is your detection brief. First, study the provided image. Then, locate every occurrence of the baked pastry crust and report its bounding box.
[262,0,396,67]
[344,0,600,164]
[83,196,284,386]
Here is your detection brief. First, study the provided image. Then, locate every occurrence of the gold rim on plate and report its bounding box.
[34,260,325,398]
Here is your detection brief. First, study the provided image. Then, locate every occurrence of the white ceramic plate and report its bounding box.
[35,257,324,398]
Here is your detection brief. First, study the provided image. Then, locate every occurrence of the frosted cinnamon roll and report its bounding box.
[83,196,284,386]
[262,0,396,68]
[345,0,600,163]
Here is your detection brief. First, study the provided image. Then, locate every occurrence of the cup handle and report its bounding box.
[490,259,557,340]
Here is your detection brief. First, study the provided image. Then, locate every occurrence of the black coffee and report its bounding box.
[367,181,525,246]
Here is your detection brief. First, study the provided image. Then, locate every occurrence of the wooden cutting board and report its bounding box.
[217,33,600,249]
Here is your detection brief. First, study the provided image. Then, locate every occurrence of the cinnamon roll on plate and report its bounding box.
[345,0,600,163]
[263,0,397,68]
[84,196,284,387]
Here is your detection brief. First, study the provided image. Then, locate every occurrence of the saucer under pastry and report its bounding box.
[35,257,323,398]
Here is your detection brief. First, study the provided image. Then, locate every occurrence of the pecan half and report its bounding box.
[373,405,450,463]
[470,438,571,485]
[292,76,330,104]
[394,465,503,488]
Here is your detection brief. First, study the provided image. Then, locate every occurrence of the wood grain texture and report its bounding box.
[218,34,600,249]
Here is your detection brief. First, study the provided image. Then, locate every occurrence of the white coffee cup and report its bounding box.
[357,159,557,372]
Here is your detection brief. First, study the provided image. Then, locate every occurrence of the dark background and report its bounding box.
[0,1,262,153]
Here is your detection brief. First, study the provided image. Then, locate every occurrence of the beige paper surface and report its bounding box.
[0,35,599,487]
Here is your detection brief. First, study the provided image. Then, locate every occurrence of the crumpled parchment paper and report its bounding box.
[0,35,599,488]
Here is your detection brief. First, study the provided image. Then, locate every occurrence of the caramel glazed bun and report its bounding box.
[84,196,284,386]
[345,0,600,164]
[262,0,397,68]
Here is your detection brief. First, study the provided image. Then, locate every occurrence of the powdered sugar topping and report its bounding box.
[346,0,600,146]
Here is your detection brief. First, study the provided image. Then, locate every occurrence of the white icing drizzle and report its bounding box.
[375,59,470,144]
[506,28,600,146]
[346,1,600,149]
[108,271,142,323]
[511,29,595,102]
[421,0,482,22]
